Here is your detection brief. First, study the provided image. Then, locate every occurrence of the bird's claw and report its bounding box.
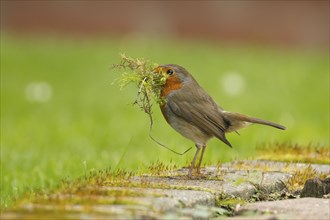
[187,167,203,178]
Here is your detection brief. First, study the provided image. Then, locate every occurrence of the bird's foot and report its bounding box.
[187,167,205,179]
[188,169,193,178]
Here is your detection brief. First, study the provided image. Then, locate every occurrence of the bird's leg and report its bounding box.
[188,144,201,177]
[196,145,206,174]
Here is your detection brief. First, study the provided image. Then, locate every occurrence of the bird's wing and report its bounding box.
[167,88,232,147]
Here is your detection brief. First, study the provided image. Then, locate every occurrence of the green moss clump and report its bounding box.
[112,54,167,120]
[256,142,330,164]
[286,165,329,191]
[147,160,179,176]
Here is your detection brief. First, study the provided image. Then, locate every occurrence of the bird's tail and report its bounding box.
[223,111,286,132]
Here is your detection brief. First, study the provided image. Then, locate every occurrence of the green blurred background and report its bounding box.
[1,1,329,207]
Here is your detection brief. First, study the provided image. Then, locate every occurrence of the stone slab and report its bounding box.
[233,198,330,220]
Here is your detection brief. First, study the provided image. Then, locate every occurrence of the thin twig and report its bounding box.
[149,133,192,155]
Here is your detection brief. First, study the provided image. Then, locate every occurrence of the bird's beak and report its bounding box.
[153,66,167,77]
[152,66,161,74]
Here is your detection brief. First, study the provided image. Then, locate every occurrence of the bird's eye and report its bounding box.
[167,69,174,75]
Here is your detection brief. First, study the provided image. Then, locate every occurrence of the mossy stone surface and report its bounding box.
[2,161,329,219]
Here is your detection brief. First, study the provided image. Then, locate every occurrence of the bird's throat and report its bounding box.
[160,76,183,97]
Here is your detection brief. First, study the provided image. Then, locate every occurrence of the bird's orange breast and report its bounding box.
[161,74,183,98]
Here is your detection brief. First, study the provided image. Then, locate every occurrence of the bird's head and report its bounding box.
[153,64,193,97]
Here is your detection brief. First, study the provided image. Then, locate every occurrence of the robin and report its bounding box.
[153,64,286,177]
